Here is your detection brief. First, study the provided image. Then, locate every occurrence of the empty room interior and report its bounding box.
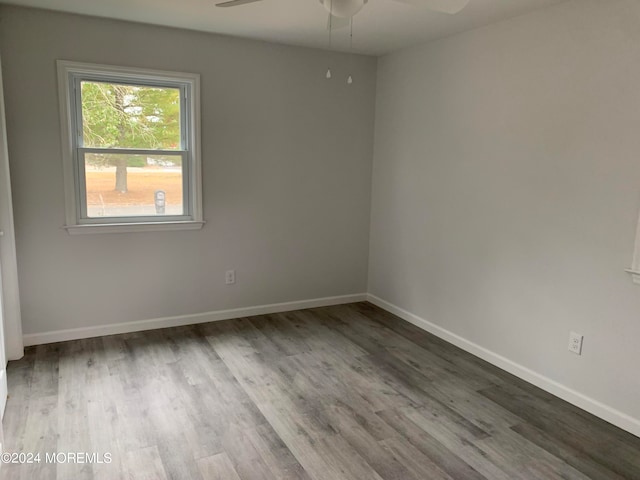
[0,0,640,478]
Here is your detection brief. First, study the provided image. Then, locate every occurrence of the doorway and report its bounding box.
[0,53,24,420]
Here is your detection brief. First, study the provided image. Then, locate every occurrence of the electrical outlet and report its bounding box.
[225,270,236,285]
[568,331,583,355]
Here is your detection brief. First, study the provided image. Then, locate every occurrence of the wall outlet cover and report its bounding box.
[568,331,584,355]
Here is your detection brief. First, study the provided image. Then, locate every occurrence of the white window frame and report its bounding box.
[626,204,640,284]
[57,61,203,234]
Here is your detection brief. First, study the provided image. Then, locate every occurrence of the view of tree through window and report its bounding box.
[80,81,184,218]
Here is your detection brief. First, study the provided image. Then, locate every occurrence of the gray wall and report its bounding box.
[0,6,377,335]
[370,0,640,424]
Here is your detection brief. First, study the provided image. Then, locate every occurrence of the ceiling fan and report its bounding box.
[216,0,471,23]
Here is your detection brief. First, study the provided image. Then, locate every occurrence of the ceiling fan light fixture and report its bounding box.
[320,0,367,19]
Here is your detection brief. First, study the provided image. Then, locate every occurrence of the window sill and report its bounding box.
[64,221,205,235]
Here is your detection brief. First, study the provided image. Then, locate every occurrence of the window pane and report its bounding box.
[84,153,183,218]
[80,81,181,150]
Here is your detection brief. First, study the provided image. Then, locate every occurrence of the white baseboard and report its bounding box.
[21,290,640,438]
[367,294,640,439]
[23,293,367,347]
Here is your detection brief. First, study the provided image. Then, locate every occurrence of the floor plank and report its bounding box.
[196,452,242,480]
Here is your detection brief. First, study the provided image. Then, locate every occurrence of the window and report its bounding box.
[57,61,203,234]
[627,205,640,284]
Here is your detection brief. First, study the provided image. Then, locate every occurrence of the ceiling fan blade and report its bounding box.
[326,14,351,31]
[392,0,470,14]
[216,0,263,7]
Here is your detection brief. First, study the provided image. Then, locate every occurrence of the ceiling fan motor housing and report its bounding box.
[320,0,368,18]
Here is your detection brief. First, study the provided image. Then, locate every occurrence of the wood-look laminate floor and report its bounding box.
[3,302,640,480]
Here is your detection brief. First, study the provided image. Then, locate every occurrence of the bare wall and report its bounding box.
[0,6,377,335]
[369,0,640,428]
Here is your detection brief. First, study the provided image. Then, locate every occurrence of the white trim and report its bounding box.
[0,370,6,419]
[21,290,640,437]
[56,60,203,231]
[64,220,205,235]
[624,269,640,285]
[627,200,640,284]
[0,54,24,361]
[23,293,367,346]
[367,294,640,439]
[57,61,77,226]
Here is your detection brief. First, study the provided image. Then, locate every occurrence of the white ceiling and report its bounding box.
[3,0,567,55]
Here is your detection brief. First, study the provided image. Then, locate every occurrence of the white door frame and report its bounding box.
[0,54,24,361]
